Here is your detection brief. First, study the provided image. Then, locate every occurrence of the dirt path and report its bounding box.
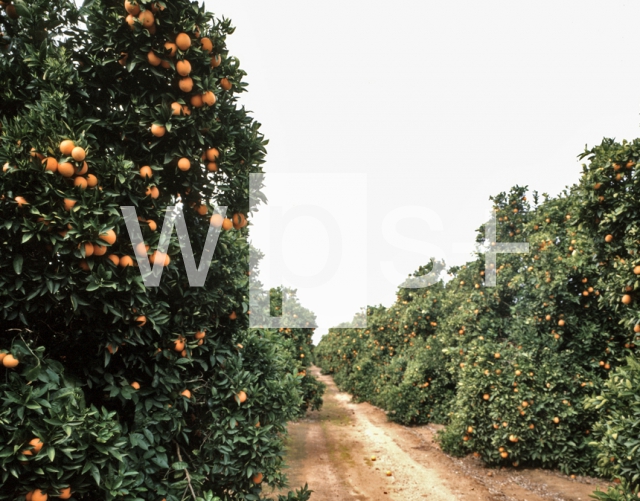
[271,366,612,501]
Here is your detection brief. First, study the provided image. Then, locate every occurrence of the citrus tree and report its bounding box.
[0,0,313,499]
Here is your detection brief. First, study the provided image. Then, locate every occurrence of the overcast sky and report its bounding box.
[210,1,640,342]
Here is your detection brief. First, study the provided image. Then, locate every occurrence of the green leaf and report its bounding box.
[13,255,23,275]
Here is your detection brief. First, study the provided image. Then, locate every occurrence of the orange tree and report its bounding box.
[0,0,312,499]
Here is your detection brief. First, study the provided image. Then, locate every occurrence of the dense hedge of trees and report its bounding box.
[317,142,640,500]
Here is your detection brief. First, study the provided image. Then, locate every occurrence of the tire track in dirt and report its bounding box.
[271,367,611,501]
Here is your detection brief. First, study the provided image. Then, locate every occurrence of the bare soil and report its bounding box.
[269,366,612,501]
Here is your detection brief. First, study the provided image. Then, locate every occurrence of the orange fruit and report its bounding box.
[124,0,140,15]
[202,91,216,106]
[210,214,224,228]
[74,161,88,176]
[483,394,490,400]
[31,490,47,501]
[552,417,560,424]
[74,176,88,189]
[63,199,76,211]
[622,294,632,305]
[87,174,98,187]
[147,220,157,231]
[207,162,218,172]
[195,330,206,340]
[42,157,58,172]
[107,255,120,266]
[30,148,44,160]
[93,244,107,256]
[80,242,94,257]
[500,451,508,459]
[119,255,134,267]
[252,473,263,484]
[605,234,613,243]
[151,124,166,137]
[145,186,160,199]
[131,381,141,390]
[176,60,191,76]
[494,353,501,359]
[171,102,182,115]
[182,104,191,115]
[5,4,18,19]
[58,488,71,500]
[164,41,177,57]
[147,50,161,66]
[134,241,147,256]
[190,94,203,107]
[200,37,213,52]
[196,205,208,216]
[558,319,565,327]
[118,52,128,65]
[2,354,19,368]
[138,9,154,28]
[150,250,170,266]
[71,146,86,161]
[179,77,193,92]
[0,353,6,363]
[206,147,220,161]
[232,213,247,229]
[140,166,153,179]
[29,438,43,453]
[14,196,28,207]
[210,54,222,67]
[57,162,74,177]
[174,339,185,352]
[181,389,191,398]
[229,311,237,320]
[634,265,640,275]
[60,139,75,155]
[100,229,117,245]
[125,14,135,28]
[177,158,191,171]
[237,390,247,403]
[160,59,170,69]
[176,33,191,51]
[220,78,232,91]
[222,218,233,231]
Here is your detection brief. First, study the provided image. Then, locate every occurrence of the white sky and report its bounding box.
[210,1,640,343]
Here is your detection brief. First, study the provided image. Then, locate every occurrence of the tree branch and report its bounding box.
[174,440,198,501]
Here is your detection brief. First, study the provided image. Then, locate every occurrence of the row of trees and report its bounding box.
[316,139,640,500]
[0,0,322,499]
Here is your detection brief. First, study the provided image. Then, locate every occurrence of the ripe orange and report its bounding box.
[164,41,177,57]
[177,158,190,171]
[138,9,154,27]
[252,472,263,484]
[634,265,640,275]
[57,162,74,177]
[151,124,166,137]
[229,311,237,320]
[125,14,135,28]
[100,229,117,245]
[124,0,140,14]
[93,244,107,256]
[31,490,47,501]
[42,157,58,172]
[87,174,98,187]
[552,417,560,424]
[107,255,120,266]
[195,330,206,340]
[150,251,170,266]
[622,294,632,305]
[196,205,208,216]
[131,381,141,390]
[182,104,191,115]
[200,37,213,52]
[222,218,233,231]
[134,241,147,256]
[176,60,191,76]
[171,102,182,115]
[140,166,153,179]
[119,255,134,267]
[220,78,232,91]
[147,220,157,231]
[483,394,490,400]
[147,50,162,66]
[14,196,28,207]
[494,353,501,359]
[237,390,247,403]
[605,234,613,243]
[63,199,77,211]
[558,319,565,327]
[176,33,191,51]
[202,91,216,106]
[179,77,193,92]
[173,338,185,352]
[206,147,220,161]
[74,176,88,189]
[119,52,129,65]
[2,354,19,368]
[80,242,94,257]
[210,54,222,67]
[232,213,247,229]
[58,487,71,500]
[181,389,191,398]
[60,139,75,155]
[71,146,86,161]
[207,162,218,172]
[190,94,203,107]
[210,214,223,228]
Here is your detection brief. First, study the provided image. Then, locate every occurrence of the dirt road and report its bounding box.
[271,366,611,501]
